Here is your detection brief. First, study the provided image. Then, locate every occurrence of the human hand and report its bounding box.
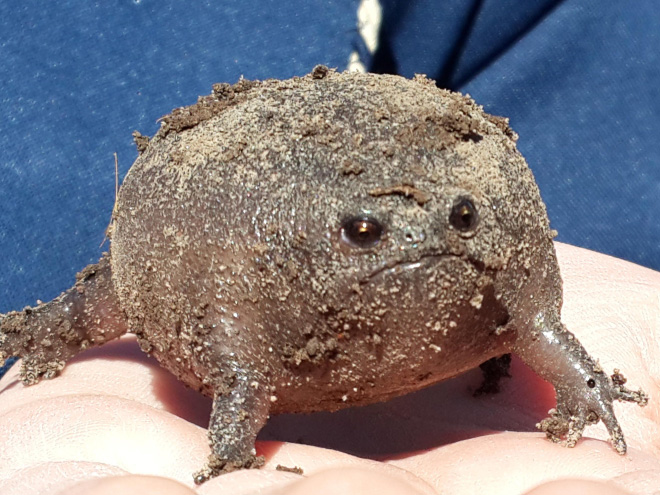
[1,243,659,495]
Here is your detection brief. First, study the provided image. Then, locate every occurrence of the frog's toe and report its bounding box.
[0,311,27,365]
[536,407,589,448]
[536,408,568,444]
[193,452,264,485]
[591,369,648,454]
[606,422,627,455]
[610,369,649,406]
[19,354,66,385]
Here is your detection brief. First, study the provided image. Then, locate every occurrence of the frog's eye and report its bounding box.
[341,216,384,248]
[450,198,479,232]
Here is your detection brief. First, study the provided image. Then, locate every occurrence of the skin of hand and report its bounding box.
[0,242,658,495]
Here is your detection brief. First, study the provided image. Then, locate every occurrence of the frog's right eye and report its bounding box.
[341,216,384,249]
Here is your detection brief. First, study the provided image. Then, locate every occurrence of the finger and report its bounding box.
[388,431,660,495]
[267,467,429,495]
[0,393,209,485]
[197,462,434,495]
[555,243,660,452]
[0,335,213,426]
[64,475,195,495]
[198,442,436,495]
[0,462,126,495]
[524,479,630,495]
[556,242,660,379]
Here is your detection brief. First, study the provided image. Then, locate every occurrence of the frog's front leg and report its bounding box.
[193,361,271,484]
[508,310,648,453]
[0,254,128,385]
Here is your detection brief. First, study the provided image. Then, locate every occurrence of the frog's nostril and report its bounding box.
[403,227,426,245]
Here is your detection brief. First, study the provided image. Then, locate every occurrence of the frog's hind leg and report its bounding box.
[474,354,512,396]
[0,253,128,385]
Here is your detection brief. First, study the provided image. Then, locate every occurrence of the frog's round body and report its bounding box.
[110,69,551,413]
[1,68,646,484]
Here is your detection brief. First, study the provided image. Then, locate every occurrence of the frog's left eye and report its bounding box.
[341,216,384,248]
[450,198,479,232]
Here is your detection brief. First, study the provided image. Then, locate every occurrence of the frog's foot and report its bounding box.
[537,369,648,454]
[193,452,265,485]
[0,311,66,385]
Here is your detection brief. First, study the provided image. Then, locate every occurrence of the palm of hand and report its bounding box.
[1,243,659,495]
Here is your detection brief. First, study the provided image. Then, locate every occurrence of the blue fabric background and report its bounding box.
[371,0,659,270]
[1,0,659,377]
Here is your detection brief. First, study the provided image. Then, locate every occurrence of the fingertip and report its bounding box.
[268,467,430,495]
[524,479,631,495]
[61,475,195,495]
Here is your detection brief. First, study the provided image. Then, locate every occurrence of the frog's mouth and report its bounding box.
[365,253,466,283]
